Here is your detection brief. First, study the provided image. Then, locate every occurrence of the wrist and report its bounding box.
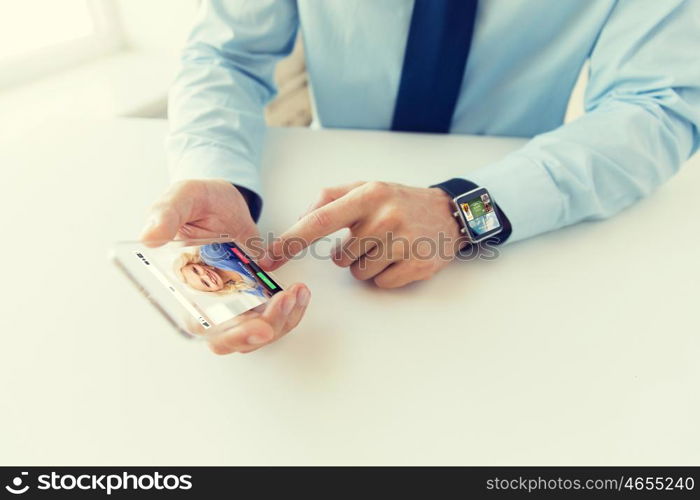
[429,187,465,247]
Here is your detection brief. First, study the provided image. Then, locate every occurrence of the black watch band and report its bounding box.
[430,178,512,245]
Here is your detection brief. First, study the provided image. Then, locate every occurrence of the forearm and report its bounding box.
[469,95,698,243]
[166,0,298,208]
[470,0,700,244]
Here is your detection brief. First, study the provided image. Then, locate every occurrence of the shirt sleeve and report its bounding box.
[166,0,299,205]
[467,0,700,244]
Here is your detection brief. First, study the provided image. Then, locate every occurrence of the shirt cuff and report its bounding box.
[168,145,263,222]
[468,153,565,244]
[234,184,263,223]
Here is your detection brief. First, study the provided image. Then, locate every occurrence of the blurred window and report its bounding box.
[0,0,122,88]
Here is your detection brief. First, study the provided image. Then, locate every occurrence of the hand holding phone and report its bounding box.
[140,179,259,251]
[114,238,311,354]
[207,280,310,354]
[129,178,311,354]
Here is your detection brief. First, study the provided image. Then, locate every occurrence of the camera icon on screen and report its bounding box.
[5,472,29,495]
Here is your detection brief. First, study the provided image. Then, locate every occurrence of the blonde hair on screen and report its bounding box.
[173,250,255,296]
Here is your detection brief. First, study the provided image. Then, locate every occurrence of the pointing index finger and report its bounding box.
[265,190,366,269]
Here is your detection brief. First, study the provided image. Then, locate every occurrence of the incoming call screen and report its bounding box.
[460,191,501,236]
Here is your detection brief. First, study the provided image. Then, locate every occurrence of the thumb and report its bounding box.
[140,198,192,248]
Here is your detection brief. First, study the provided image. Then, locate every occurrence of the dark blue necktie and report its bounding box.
[392,0,479,133]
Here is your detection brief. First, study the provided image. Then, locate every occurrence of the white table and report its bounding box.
[1,118,698,465]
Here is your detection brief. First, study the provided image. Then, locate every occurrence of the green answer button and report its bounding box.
[256,272,277,290]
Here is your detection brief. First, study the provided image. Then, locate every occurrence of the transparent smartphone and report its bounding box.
[111,238,283,340]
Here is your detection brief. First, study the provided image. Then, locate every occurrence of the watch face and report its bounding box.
[455,188,502,240]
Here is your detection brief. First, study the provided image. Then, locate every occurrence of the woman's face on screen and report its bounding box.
[182,263,224,292]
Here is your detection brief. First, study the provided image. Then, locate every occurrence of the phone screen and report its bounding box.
[117,239,282,334]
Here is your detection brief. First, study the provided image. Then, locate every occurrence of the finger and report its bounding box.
[208,318,273,355]
[237,283,311,353]
[139,206,186,247]
[206,291,293,355]
[237,289,297,350]
[373,260,435,289]
[283,285,311,332]
[262,192,369,270]
[184,316,208,336]
[349,243,392,281]
[140,188,194,247]
[206,286,307,355]
[261,287,299,335]
[349,234,412,280]
[299,181,366,219]
[331,222,383,268]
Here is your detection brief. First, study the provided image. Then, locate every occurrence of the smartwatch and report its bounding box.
[431,178,512,245]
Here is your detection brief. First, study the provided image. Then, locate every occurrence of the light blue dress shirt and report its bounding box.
[167,0,700,244]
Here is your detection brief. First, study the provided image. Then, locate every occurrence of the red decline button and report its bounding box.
[231,247,249,264]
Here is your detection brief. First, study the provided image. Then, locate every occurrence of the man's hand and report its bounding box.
[261,181,466,288]
[207,282,311,355]
[141,179,311,354]
[140,179,259,248]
